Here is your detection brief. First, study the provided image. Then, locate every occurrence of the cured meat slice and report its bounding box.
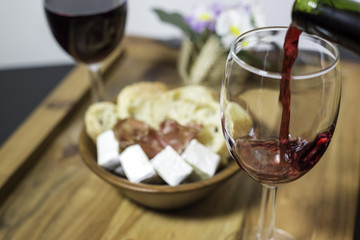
[113,118,202,158]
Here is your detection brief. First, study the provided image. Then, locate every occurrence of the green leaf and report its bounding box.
[153,9,190,35]
[153,8,208,51]
[153,9,199,41]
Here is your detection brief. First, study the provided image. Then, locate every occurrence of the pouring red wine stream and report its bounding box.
[279,25,302,162]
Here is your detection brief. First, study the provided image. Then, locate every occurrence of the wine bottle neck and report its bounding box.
[293,0,360,13]
[293,0,319,13]
[292,0,360,55]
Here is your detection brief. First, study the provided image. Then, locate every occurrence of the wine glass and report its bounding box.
[221,27,341,239]
[44,0,127,102]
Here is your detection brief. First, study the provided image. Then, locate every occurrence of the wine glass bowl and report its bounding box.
[220,27,341,239]
[44,0,127,101]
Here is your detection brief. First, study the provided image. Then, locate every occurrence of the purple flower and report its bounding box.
[184,3,223,33]
[185,15,212,33]
[210,2,225,17]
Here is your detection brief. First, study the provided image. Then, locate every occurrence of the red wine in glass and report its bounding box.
[227,25,338,185]
[230,125,335,184]
[44,0,127,101]
[45,0,127,64]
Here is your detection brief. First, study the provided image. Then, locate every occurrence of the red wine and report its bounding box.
[230,126,334,184]
[45,0,127,64]
[226,25,337,184]
[279,25,302,162]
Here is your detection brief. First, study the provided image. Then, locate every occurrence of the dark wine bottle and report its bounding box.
[292,0,360,54]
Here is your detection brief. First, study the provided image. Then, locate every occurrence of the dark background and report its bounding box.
[0,64,74,146]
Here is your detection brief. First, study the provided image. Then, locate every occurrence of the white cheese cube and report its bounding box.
[120,144,157,183]
[96,130,121,170]
[151,146,193,186]
[181,139,220,179]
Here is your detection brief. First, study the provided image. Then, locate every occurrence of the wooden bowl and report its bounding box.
[78,127,240,210]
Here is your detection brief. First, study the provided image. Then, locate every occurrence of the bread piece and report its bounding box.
[223,102,253,140]
[160,84,215,103]
[85,102,118,142]
[151,85,230,164]
[150,85,217,127]
[116,81,168,121]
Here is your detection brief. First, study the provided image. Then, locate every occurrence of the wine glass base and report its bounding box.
[225,228,295,240]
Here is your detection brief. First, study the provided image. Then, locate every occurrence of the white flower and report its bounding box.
[251,3,266,28]
[239,0,266,27]
[185,5,218,33]
[215,7,253,49]
[194,5,214,21]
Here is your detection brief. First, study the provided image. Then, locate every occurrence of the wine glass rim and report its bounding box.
[230,26,340,80]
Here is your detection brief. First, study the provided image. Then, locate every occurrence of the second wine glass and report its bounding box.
[221,27,341,239]
[44,0,127,102]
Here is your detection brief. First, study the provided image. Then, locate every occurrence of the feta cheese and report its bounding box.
[181,139,220,179]
[120,144,157,183]
[96,130,121,170]
[151,146,193,186]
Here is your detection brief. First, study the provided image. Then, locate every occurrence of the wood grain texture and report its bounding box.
[0,43,123,204]
[0,37,359,240]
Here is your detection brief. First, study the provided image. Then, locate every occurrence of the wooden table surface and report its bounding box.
[0,37,359,240]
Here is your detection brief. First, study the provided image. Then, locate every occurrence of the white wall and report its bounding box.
[0,0,293,70]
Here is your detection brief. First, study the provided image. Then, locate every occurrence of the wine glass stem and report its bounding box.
[257,184,277,240]
[88,63,106,102]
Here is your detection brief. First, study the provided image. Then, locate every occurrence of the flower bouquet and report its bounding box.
[154,1,265,87]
